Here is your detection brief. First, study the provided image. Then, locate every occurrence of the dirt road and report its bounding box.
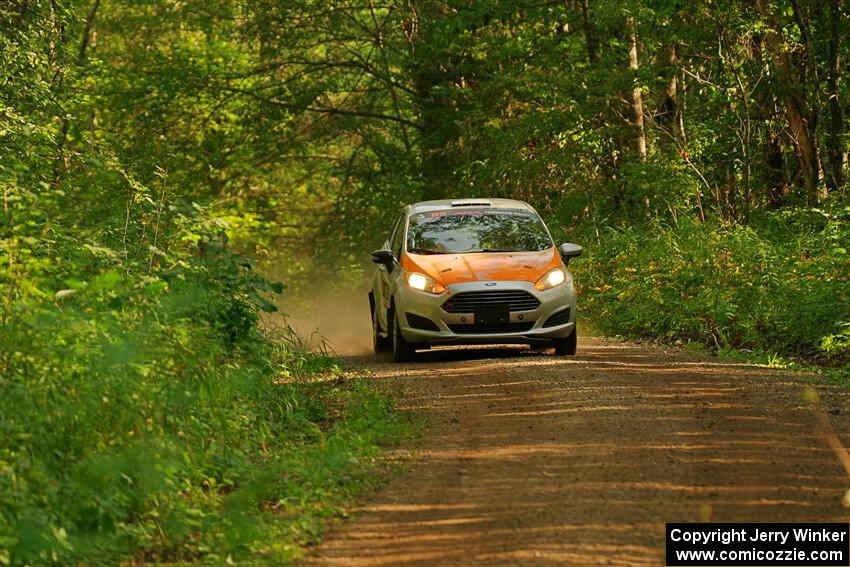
[308,337,850,565]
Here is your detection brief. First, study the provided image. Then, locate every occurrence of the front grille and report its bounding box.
[543,308,571,328]
[448,322,535,334]
[442,290,540,313]
[406,312,440,332]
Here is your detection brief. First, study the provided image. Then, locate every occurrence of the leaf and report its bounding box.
[92,271,123,290]
[143,281,169,295]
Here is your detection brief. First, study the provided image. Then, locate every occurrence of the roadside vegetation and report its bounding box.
[1,226,411,564]
[3,319,410,566]
[2,4,412,565]
[580,208,850,374]
[0,197,411,564]
[2,0,850,564]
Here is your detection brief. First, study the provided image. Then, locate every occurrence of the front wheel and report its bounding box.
[391,309,416,362]
[552,324,577,356]
[372,303,392,354]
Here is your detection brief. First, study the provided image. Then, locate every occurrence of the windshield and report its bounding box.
[406,209,553,255]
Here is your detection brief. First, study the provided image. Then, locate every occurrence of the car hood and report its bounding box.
[402,248,561,286]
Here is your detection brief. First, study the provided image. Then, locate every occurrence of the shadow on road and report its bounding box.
[348,344,549,365]
[311,337,850,566]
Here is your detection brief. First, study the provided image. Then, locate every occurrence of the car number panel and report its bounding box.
[474,305,510,326]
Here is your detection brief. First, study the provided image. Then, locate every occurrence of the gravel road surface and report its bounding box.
[308,337,850,566]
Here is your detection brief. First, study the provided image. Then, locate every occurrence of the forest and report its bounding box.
[1,0,849,564]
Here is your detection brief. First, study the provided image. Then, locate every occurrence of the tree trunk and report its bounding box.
[579,0,599,64]
[628,17,647,163]
[765,133,787,208]
[53,0,101,183]
[755,0,823,205]
[656,42,682,153]
[406,1,458,200]
[824,0,844,191]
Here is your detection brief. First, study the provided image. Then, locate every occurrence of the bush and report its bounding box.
[579,207,850,366]
[0,207,407,565]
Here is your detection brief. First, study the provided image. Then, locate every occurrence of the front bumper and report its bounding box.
[396,279,576,345]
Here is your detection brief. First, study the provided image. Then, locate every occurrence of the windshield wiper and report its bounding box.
[409,247,525,254]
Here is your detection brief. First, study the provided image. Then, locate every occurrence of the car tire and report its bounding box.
[391,309,416,362]
[553,324,577,356]
[372,302,392,354]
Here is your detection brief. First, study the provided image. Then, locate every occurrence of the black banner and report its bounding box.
[666,523,850,566]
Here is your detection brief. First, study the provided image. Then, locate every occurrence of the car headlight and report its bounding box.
[406,272,446,294]
[534,267,567,291]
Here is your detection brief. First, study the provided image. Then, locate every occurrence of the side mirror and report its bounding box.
[559,243,583,266]
[370,249,395,272]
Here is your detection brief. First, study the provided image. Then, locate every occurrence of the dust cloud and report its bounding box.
[274,284,375,356]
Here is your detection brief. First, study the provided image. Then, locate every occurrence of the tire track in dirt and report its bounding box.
[307,337,850,566]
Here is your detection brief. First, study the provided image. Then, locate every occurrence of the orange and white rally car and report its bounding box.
[369,199,583,361]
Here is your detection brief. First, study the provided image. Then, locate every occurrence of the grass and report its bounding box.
[0,225,419,566]
[2,339,417,566]
[711,346,850,383]
[576,207,850,377]
[175,368,419,566]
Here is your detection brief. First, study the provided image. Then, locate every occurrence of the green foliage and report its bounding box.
[0,2,413,563]
[2,0,849,560]
[579,206,850,366]
[1,332,409,566]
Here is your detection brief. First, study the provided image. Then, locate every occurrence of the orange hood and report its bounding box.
[401,248,561,286]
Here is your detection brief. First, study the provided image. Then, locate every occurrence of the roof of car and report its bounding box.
[409,198,535,214]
